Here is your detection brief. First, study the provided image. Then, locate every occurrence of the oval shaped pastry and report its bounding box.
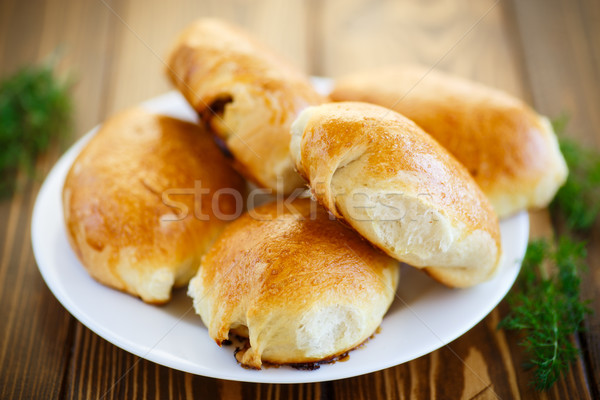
[188,198,399,369]
[63,109,246,304]
[290,102,502,288]
[330,65,568,218]
[166,18,326,194]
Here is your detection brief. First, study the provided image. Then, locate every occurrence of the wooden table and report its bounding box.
[1,0,598,398]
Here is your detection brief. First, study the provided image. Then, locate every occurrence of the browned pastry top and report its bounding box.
[63,108,245,303]
[189,198,399,368]
[166,18,326,193]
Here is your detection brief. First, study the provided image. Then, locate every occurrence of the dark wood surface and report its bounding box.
[1,0,598,398]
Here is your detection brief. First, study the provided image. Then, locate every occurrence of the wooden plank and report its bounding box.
[63,324,220,400]
[507,0,600,397]
[316,0,526,97]
[0,162,74,400]
[0,0,70,399]
[38,0,119,135]
[0,0,46,77]
[238,381,323,400]
[0,0,16,62]
[509,0,600,146]
[0,0,115,399]
[101,0,312,115]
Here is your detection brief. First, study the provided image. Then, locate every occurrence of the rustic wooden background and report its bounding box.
[1,0,598,398]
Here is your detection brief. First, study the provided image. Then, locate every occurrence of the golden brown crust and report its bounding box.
[330,65,568,217]
[188,198,399,368]
[63,108,246,303]
[166,18,326,194]
[290,102,502,288]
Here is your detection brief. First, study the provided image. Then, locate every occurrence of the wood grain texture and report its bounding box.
[64,324,220,400]
[0,0,91,398]
[315,0,526,97]
[100,0,312,115]
[0,165,74,400]
[0,0,597,398]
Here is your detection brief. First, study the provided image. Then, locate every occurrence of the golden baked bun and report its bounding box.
[330,66,568,218]
[188,198,399,369]
[63,109,245,304]
[166,18,326,195]
[290,102,502,288]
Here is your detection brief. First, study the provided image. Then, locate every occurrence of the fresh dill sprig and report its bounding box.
[499,115,598,390]
[0,60,72,196]
[551,115,600,231]
[499,238,592,390]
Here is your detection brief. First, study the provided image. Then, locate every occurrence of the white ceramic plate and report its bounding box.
[32,78,529,383]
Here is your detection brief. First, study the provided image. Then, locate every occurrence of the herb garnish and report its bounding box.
[499,116,597,390]
[0,60,72,196]
[499,238,591,390]
[551,116,600,232]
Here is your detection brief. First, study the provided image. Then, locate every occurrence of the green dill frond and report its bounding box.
[499,238,592,390]
[0,60,72,196]
[550,116,600,231]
